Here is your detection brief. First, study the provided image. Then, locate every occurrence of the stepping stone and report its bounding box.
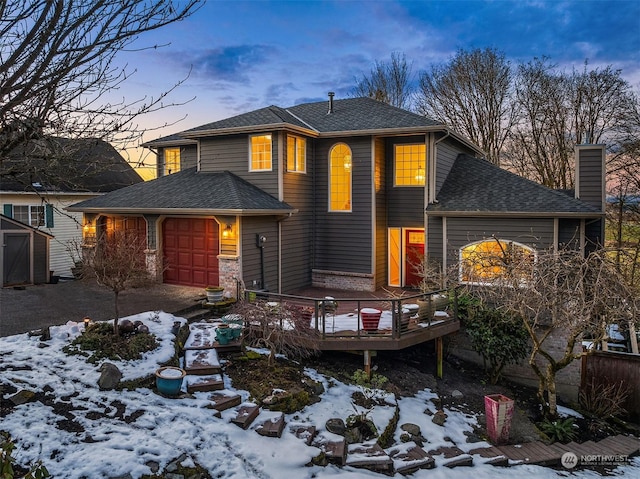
[347,442,393,474]
[389,443,436,475]
[428,445,473,468]
[184,323,218,350]
[231,403,260,429]
[184,349,221,375]
[313,436,346,466]
[209,391,241,412]
[185,374,223,393]
[468,446,509,466]
[291,425,317,445]
[214,339,243,353]
[255,412,286,438]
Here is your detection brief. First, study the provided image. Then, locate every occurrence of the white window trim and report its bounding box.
[13,204,45,227]
[249,133,273,172]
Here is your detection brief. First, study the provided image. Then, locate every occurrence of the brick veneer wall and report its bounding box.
[312,269,376,292]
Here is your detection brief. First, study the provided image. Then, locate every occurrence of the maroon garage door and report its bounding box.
[163,218,219,287]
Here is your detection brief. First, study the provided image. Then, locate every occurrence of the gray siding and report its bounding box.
[374,137,387,289]
[33,233,49,284]
[181,145,198,170]
[241,217,279,291]
[313,136,373,274]
[576,146,604,211]
[444,217,555,269]
[435,137,475,195]
[558,219,581,250]
[199,134,280,197]
[281,136,314,292]
[386,136,426,227]
[426,216,444,263]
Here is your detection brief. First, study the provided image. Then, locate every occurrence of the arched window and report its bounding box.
[460,239,535,285]
[329,143,352,212]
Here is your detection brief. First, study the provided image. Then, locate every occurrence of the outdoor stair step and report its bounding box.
[312,437,346,466]
[230,403,260,429]
[496,442,561,465]
[209,391,242,412]
[428,445,473,468]
[213,339,243,353]
[290,425,317,446]
[184,323,219,350]
[596,435,640,456]
[255,412,286,438]
[389,443,436,475]
[467,446,509,466]
[185,374,224,393]
[346,442,394,474]
[184,348,221,375]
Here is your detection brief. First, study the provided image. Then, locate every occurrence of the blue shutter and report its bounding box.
[45,204,54,227]
[3,204,12,217]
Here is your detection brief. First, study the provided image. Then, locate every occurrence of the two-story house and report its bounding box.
[68,94,604,294]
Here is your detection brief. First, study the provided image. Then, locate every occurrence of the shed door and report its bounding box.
[4,233,30,285]
[163,218,219,287]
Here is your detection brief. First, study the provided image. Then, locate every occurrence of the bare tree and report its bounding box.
[465,244,638,419]
[86,229,156,336]
[416,47,516,165]
[0,0,201,186]
[232,300,320,365]
[352,52,414,110]
[506,58,638,189]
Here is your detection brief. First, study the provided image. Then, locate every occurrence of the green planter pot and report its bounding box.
[155,366,186,396]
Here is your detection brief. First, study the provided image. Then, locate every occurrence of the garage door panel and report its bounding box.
[163,218,219,287]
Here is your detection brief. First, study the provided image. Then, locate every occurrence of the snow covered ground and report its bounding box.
[1,311,638,478]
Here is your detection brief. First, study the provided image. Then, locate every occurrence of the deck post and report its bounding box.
[364,350,372,377]
[436,337,443,379]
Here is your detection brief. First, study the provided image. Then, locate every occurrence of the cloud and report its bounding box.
[186,45,273,83]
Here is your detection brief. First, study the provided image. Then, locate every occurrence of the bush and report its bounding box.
[538,417,578,443]
[1,431,49,479]
[460,294,529,384]
[63,322,158,364]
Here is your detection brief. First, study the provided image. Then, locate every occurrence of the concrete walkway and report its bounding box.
[0,278,205,337]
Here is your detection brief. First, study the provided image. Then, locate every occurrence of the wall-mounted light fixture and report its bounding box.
[415,165,425,183]
[222,223,234,239]
[343,154,352,171]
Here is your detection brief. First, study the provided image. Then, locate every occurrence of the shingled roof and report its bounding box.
[1,137,142,193]
[427,155,602,216]
[144,97,454,146]
[68,168,295,215]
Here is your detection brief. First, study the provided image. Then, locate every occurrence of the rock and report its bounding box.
[400,423,422,436]
[325,418,346,436]
[119,319,135,334]
[302,378,325,396]
[400,432,412,443]
[451,389,463,399]
[432,409,447,426]
[137,324,150,334]
[98,362,122,390]
[9,390,36,406]
[145,461,160,473]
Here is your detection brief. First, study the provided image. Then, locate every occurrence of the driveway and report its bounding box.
[0,278,205,337]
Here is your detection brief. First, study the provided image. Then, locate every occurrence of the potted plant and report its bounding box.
[205,285,224,303]
[155,366,186,396]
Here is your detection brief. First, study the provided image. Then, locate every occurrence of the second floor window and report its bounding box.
[163,148,181,176]
[329,143,352,212]
[287,135,306,173]
[250,134,272,171]
[395,144,426,186]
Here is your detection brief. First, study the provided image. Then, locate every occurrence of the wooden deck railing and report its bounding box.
[242,288,458,342]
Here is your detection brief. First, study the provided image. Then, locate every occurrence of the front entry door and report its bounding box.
[404,229,425,287]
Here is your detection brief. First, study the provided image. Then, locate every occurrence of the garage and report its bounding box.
[162,218,219,287]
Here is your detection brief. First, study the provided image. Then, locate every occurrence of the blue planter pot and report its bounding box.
[155,366,186,396]
[216,326,233,345]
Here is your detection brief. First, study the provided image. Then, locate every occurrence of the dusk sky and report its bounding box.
[115,0,640,175]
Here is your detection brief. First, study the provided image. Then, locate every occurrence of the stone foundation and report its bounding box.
[312,269,375,292]
[218,255,241,297]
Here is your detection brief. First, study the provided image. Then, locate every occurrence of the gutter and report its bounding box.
[65,206,299,216]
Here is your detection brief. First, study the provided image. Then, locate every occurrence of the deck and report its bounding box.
[243,287,460,373]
